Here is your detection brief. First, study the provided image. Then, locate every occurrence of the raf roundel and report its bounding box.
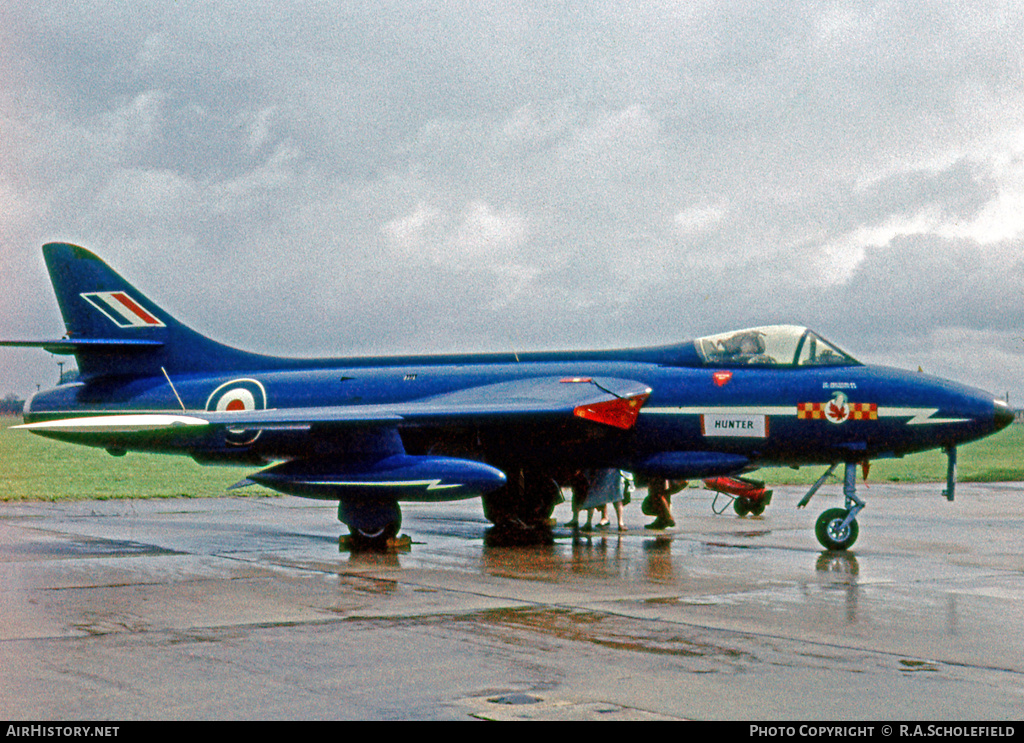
[217,388,256,413]
[205,379,267,445]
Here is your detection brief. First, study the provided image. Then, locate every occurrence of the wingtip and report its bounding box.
[573,391,650,430]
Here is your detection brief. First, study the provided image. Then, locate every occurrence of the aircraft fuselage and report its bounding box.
[23,347,1009,475]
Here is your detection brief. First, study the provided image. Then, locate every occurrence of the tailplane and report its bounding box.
[2,243,271,379]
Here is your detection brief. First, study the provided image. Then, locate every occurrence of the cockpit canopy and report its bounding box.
[694,325,860,368]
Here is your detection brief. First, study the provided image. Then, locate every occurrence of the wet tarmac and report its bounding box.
[2,482,1024,720]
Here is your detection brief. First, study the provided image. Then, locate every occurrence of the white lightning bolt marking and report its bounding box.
[305,479,462,490]
[875,408,969,425]
[643,406,968,425]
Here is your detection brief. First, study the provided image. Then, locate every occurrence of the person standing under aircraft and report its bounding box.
[565,470,588,528]
[578,469,631,531]
[644,479,687,529]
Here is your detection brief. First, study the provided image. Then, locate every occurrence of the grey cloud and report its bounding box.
[2,0,1024,404]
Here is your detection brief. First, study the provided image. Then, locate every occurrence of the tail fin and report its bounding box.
[8,243,272,379]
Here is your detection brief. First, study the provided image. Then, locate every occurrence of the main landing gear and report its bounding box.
[798,462,865,551]
[480,468,561,545]
[338,499,407,551]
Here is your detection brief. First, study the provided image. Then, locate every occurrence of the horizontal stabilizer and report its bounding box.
[0,338,164,355]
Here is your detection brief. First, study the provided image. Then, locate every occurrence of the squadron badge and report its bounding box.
[798,392,877,425]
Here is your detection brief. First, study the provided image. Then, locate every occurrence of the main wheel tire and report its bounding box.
[733,498,751,516]
[349,516,401,551]
[481,469,560,528]
[815,507,859,550]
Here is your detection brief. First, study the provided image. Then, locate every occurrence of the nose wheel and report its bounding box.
[815,507,859,550]
[800,462,865,551]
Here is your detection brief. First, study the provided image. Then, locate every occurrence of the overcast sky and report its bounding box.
[2,0,1023,404]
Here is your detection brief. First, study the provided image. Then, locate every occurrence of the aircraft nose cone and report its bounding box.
[994,400,1015,431]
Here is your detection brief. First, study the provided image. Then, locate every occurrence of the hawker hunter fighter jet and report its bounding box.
[1,244,1014,549]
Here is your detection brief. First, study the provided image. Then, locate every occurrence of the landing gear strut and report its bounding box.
[800,462,865,551]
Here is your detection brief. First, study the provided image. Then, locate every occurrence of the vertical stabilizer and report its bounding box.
[39,243,269,379]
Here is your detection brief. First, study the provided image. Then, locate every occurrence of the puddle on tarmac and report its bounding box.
[899,658,940,673]
[0,532,177,562]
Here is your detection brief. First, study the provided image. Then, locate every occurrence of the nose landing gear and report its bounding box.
[800,462,865,551]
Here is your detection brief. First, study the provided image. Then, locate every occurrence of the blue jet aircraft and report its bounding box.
[1,243,1014,550]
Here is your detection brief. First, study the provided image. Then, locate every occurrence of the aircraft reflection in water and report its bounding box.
[1,244,1013,550]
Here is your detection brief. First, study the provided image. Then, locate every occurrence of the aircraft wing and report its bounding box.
[200,375,652,430]
[15,376,652,434]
